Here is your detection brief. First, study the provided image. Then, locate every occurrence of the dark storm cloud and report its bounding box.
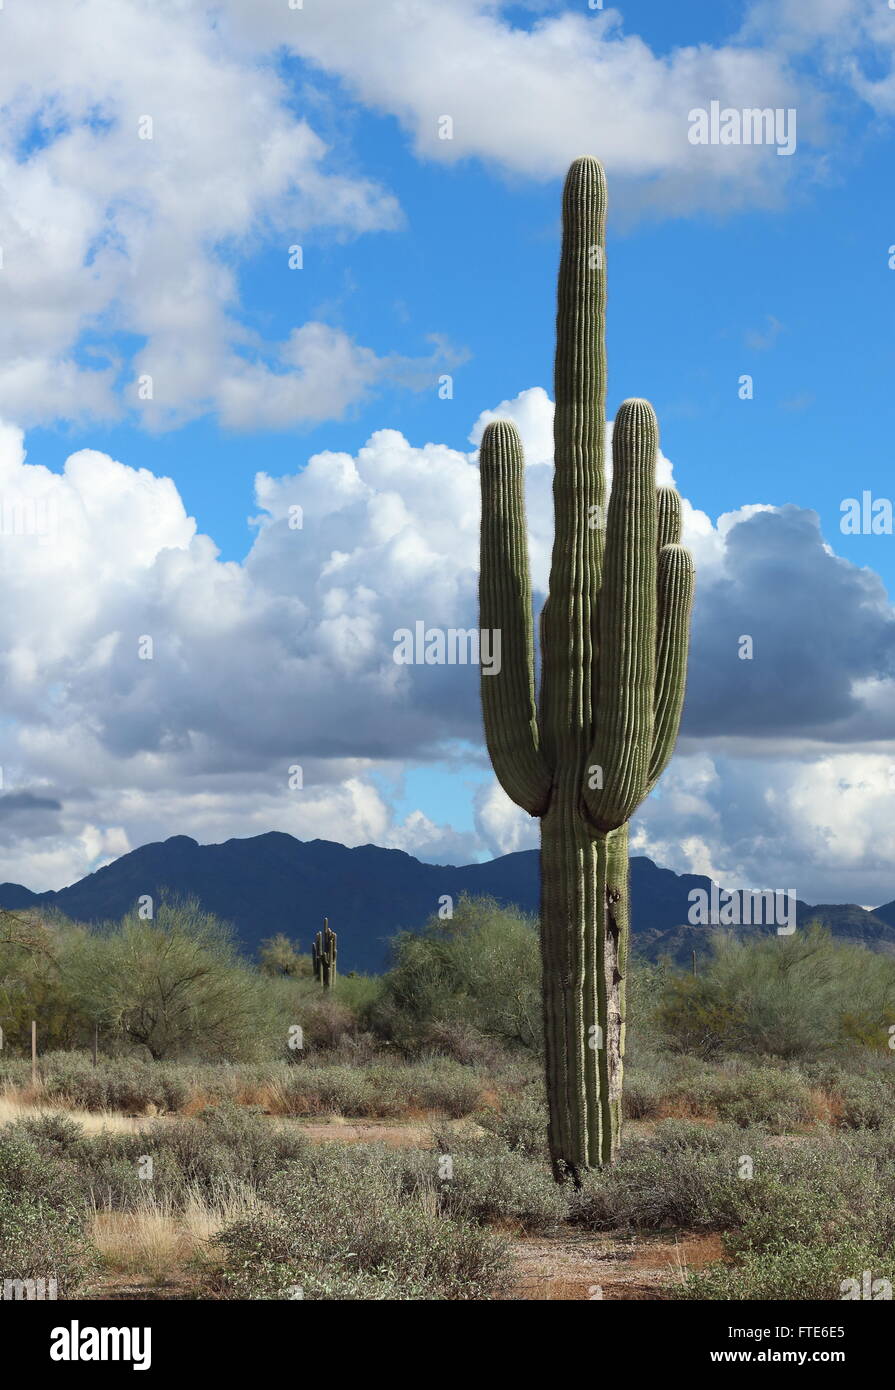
[682,506,895,741]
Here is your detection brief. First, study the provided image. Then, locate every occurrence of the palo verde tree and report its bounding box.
[478,156,694,1180]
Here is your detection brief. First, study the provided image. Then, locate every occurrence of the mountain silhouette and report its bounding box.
[1,831,893,972]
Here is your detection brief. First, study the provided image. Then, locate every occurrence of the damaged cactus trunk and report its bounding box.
[539,805,629,1177]
[478,157,694,1181]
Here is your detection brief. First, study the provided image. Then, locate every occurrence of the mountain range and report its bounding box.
[2,833,895,972]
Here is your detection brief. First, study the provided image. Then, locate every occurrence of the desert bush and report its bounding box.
[260,971,379,1053]
[0,913,97,1053]
[209,1147,509,1300]
[607,1119,895,1304]
[420,1020,509,1068]
[34,1052,190,1113]
[73,1104,307,1208]
[570,1121,755,1233]
[280,1058,483,1118]
[1,1051,487,1120]
[0,1130,98,1295]
[677,1239,891,1301]
[289,994,357,1050]
[833,1075,893,1130]
[475,1080,549,1159]
[670,1065,814,1132]
[571,1120,895,1281]
[0,1188,98,1297]
[658,926,895,1059]
[0,1127,84,1210]
[726,1131,895,1257]
[369,896,541,1056]
[624,960,674,1054]
[6,1110,85,1154]
[622,1072,665,1120]
[434,1138,567,1232]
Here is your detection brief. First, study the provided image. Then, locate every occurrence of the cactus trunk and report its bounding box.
[478,156,694,1179]
[540,805,628,1179]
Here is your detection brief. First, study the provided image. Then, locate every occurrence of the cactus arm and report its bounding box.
[647,541,694,791]
[583,399,658,830]
[327,923,337,987]
[656,485,682,550]
[479,420,552,815]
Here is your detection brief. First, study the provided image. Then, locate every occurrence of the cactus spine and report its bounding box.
[478,157,694,1181]
[312,917,337,990]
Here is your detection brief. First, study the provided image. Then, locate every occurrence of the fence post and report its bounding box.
[31,1019,37,1088]
[93,1022,98,1067]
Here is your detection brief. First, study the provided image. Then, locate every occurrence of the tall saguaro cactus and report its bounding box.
[479,157,694,1181]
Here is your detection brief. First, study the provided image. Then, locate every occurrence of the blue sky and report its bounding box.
[19,8,895,577]
[2,0,895,904]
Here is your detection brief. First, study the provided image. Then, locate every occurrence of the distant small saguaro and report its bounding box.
[311,917,338,990]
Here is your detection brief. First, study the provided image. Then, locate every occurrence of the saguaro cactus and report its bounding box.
[478,156,694,1181]
[312,918,338,990]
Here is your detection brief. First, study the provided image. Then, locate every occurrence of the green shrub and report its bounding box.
[570,1121,755,1233]
[0,1189,98,1298]
[33,1052,189,1112]
[571,1120,895,1288]
[834,1076,892,1130]
[66,899,288,1061]
[724,1133,895,1257]
[209,1147,509,1300]
[369,896,541,1056]
[435,1138,567,1232]
[672,1066,814,1132]
[7,1110,85,1154]
[622,1072,665,1120]
[475,1081,549,1159]
[658,926,895,1059]
[0,1131,98,1296]
[678,1239,891,1301]
[74,1104,307,1208]
[0,1128,83,1210]
[281,1059,482,1118]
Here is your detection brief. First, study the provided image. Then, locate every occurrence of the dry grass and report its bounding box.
[0,1089,146,1135]
[808,1087,841,1127]
[231,1079,290,1112]
[91,1183,259,1285]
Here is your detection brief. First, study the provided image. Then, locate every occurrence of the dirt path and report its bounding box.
[88,1231,724,1302]
[289,1114,484,1147]
[505,1229,725,1300]
[88,1274,199,1300]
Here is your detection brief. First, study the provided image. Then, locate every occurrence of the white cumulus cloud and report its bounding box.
[0,0,459,430]
[0,386,893,904]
